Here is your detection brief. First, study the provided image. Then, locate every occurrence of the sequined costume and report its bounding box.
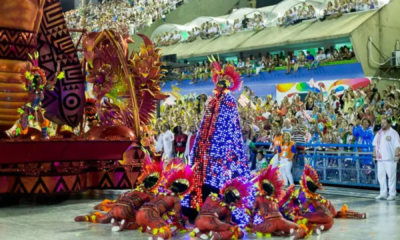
[189,57,251,209]
[136,165,194,240]
[74,157,163,231]
[192,178,251,240]
[248,166,307,239]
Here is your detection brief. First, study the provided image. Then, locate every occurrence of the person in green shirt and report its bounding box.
[254,151,268,172]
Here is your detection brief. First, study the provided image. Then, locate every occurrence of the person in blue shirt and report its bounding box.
[353,119,374,164]
[306,51,315,63]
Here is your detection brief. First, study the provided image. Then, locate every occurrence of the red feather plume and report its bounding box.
[210,57,242,92]
[254,165,284,199]
[300,164,323,198]
[165,165,195,197]
[137,154,164,191]
[220,177,252,205]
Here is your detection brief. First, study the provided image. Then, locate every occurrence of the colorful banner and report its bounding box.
[276,78,371,102]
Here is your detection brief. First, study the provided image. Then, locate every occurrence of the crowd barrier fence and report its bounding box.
[252,142,400,190]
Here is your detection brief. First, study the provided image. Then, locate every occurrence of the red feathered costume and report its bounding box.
[193,178,250,240]
[136,165,194,240]
[298,165,366,233]
[296,165,334,233]
[248,166,307,239]
[74,156,163,231]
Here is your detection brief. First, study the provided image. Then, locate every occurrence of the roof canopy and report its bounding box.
[151,24,188,39]
[227,8,265,21]
[186,16,227,29]
[266,0,326,22]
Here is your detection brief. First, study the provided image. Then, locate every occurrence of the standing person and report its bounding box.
[184,126,197,158]
[373,118,400,201]
[173,125,187,156]
[270,123,283,167]
[278,132,296,186]
[155,123,174,160]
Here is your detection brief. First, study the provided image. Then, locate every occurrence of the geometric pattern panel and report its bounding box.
[0,169,140,194]
[7,174,87,194]
[38,0,85,127]
[0,28,38,61]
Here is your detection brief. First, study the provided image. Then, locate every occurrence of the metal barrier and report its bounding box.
[252,142,400,190]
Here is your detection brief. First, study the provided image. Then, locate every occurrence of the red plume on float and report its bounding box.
[220,177,252,206]
[254,165,284,199]
[137,154,164,192]
[208,55,242,92]
[165,165,195,197]
[137,33,153,47]
[300,164,323,198]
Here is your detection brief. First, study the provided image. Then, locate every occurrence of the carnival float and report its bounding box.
[0,0,167,195]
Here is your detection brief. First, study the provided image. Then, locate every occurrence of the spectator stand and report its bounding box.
[160,61,365,98]
[252,142,396,189]
[265,0,324,27]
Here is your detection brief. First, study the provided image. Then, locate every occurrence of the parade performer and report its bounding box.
[297,165,367,234]
[192,177,251,240]
[74,157,163,232]
[84,98,99,127]
[19,52,61,138]
[189,56,251,212]
[247,166,307,239]
[136,165,194,240]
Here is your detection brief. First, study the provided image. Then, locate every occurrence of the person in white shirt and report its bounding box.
[308,49,326,70]
[184,126,197,159]
[156,124,175,160]
[170,30,181,45]
[373,118,400,201]
[225,21,233,35]
[234,19,242,31]
[237,58,245,70]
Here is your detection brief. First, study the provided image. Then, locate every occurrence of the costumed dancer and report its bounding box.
[19,52,61,139]
[247,166,308,239]
[84,98,99,127]
[297,165,367,234]
[136,164,194,240]
[189,56,251,211]
[74,157,163,231]
[191,177,251,240]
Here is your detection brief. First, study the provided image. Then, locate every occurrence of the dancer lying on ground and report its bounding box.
[191,177,251,240]
[247,166,308,239]
[295,164,367,234]
[74,157,163,232]
[136,164,194,240]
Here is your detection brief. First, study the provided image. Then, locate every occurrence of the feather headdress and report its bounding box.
[137,154,164,192]
[254,165,284,200]
[220,177,252,206]
[300,164,323,198]
[165,165,195,197]
[208,55,242,92]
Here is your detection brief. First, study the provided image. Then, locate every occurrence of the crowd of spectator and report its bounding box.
[154,0,381,47]
[64,0,183,43]
[323,0,379,20]
[166,45,356,85]
[155,80,399,176]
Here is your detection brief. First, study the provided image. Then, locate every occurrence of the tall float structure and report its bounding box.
[0,0,167,195]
